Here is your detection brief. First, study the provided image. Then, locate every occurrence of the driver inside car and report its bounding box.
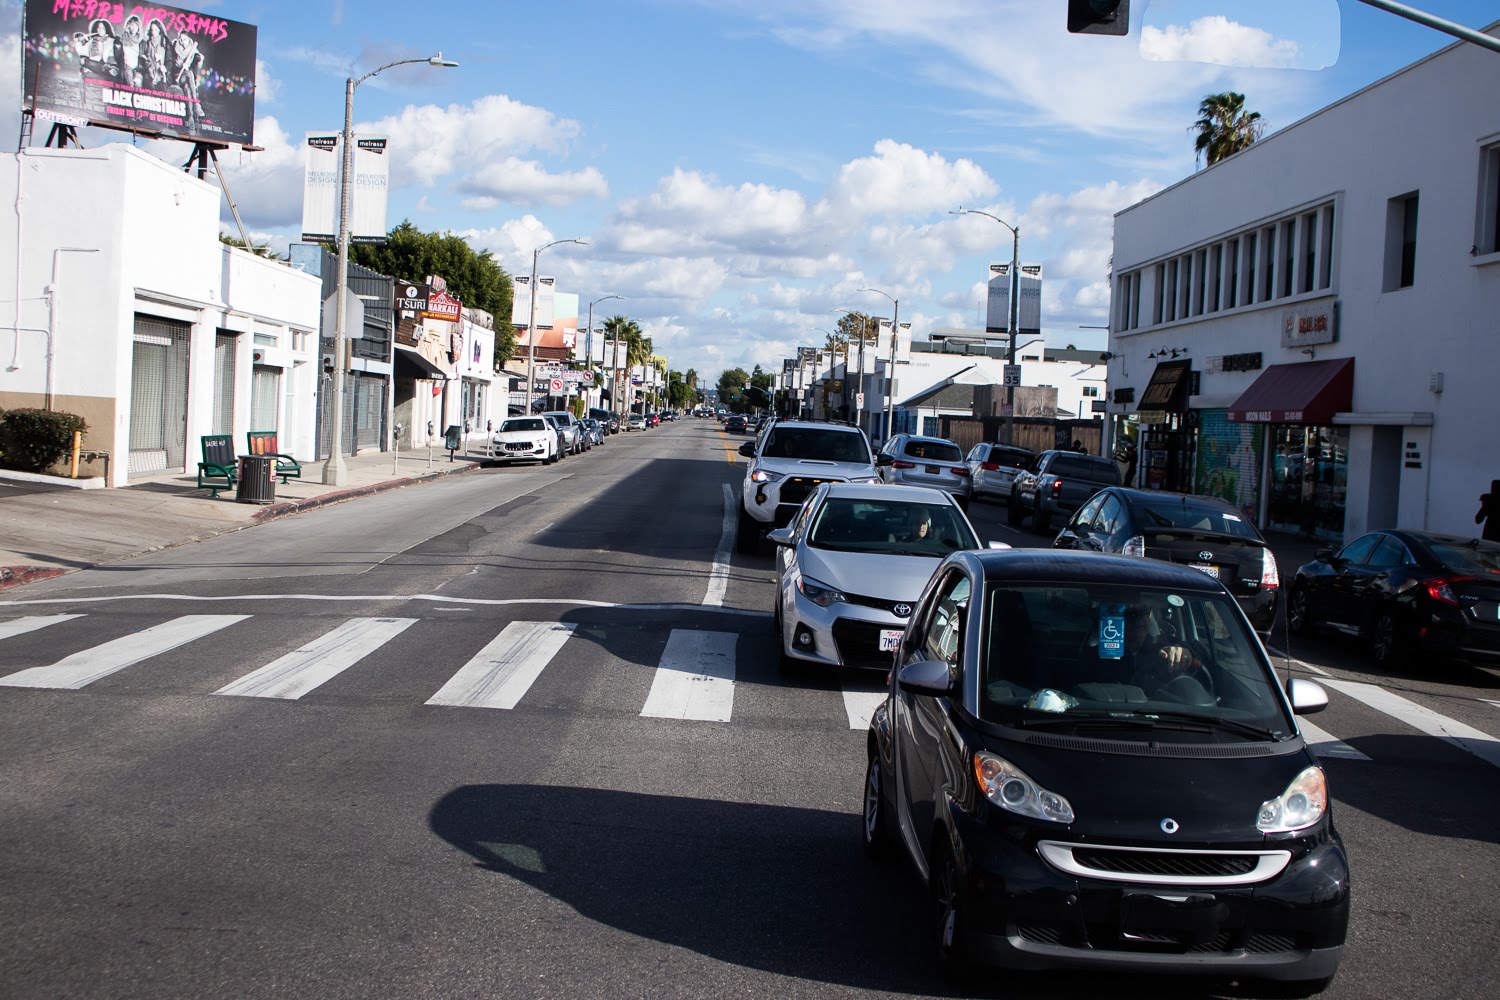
[1121,604,1215,702]
[892,506,934,543]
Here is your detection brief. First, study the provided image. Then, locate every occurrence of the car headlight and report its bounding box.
[1256,765,1327,833]
[750,468,784,484]
[973,752,1075,823]
[849,476,881,485]
[796,576,847,608]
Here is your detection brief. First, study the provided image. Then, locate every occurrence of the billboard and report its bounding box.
[22,1,259,147]
[301,134,390,244]
[511,275,556,332]
[985,262,1044,336]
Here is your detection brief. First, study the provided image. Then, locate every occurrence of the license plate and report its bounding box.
[926,466,940,474]
[879,630,903,652]
[1190,562,1220,579]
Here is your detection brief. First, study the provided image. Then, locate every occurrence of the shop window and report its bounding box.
[1117,273,1133,330]
[1319,205,1336,289]
[1384,192,1419,290]
[1153,262,1166,324]
[1164,261,1177,323]
[1478,144,1500,255]
[1244,232,1257,305]
[1194,248,1207,315]
[1208,244,1223,313]
[1227,238,1240,308]
[1178,254,1192,319]
[1130,270,1142,328]
[1301,212,1318,294]
[1280,218,1297,298]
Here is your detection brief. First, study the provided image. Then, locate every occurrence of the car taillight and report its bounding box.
[1425,576,1474,606]
[952,467,970,476]
[1261,549,1280,589]
[1051,479,1063,492]
[1121,535,1146,558]
[980,462,1000,471]
[892,460,916,469]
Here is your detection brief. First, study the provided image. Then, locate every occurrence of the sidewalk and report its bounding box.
[0,445,488,587]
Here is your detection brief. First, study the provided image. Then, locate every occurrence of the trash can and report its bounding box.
[236,454,276,504]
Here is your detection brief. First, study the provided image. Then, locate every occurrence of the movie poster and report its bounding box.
[22,1,258,146]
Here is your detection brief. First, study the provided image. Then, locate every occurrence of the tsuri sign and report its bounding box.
[393,283,430,316]
[301,133,390,245]
[1280,301,1338,348]
[21,0,259,146]
[423,289,463,323]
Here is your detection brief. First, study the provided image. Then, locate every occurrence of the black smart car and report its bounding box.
[863,550,1347,996]
[1052,488,1280,632]
[1289,529,1500,669]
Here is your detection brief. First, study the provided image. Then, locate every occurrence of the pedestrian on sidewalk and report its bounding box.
[1476,480,1500,542]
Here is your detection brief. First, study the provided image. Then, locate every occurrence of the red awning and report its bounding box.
[1227,358,1354,424]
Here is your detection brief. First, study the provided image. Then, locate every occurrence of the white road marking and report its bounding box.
[640,629,736,722]
[0,614,84,642]
[1484,700,1500,710]
[0,615,248,690]
[215,617,416,700]
[842,687,887,731]
[1321,679,1500,769]
[1265,647,1331,677]
[0,594,771,617]
[704,484,736,607]
[426,622,575,709]
[1296,718,1372,761]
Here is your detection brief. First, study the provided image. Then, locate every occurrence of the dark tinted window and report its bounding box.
[1367,536,1411,569]
[807,498,977,556]
[1424,538,1500,576]
[1337,534,1381,565]
[762,427,871,463]
[1095,496,1125,534]
[903,439,962,462]
[1134,501,1261,539]
[501,419,545,432]
[991,447,1034,468]
[1049,455,1120,483]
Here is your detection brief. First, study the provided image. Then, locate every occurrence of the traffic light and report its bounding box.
[1067,0,1128,36]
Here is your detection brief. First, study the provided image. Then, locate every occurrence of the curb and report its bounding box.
[0,566,69,590]
[252,459,485,523]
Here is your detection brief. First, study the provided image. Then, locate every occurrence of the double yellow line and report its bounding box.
[719,431,739,465]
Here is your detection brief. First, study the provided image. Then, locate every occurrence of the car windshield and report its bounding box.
[1424,538,1500,577]
[543,413,572,425]
[979,582,1292,739]
[501,419,545,433]
[807,498,976,556]
[1135,501,1262,539]
[1049,456,1120,482]
[991,447,1033,467]
[762,427,870,463]
[904,440,962,462]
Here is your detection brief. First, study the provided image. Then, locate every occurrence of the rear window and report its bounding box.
[762,427,871,464]
[1135,502,1262,540]
[1049,455,1120,483]
[1425,539,1500,577]
[990,446,1034,467]
[904,440,962,462]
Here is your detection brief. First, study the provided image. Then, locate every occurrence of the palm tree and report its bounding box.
[1192,92,1265,168]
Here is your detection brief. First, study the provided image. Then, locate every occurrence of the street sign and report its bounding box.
[550,378,564,392]
[856,392,865,408]
[1003,364,1023,387]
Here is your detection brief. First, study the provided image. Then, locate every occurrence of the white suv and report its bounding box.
[736,421,879,553]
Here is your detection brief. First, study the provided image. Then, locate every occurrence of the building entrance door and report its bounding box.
[128,315,190,477]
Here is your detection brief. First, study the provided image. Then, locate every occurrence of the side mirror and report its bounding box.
[737,442,756,458]
[1053,530,1077,549]
[765,527,795,547]
[897,659,954,697]
[987,540,1011,550]
[1287,678,1329,716]
[875,454,895,468]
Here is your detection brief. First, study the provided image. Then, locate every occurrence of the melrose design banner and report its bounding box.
[23,1,258,146]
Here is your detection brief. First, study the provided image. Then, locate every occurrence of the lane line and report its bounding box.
[1264,647,1331,677]
[1296,718,1372,761]
[842,687,887,731]
[1320,678,1500,770]
[1484,700,1500,710]
[426,621,575,709]
[0,594,770,616]
[0,615,249,690]
[215,617,417,700]
[640,629,736,722]
[0,614,84,642]
[704,484,735,607]
[719,435,738,464]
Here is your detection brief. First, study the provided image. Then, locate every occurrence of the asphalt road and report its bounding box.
[1,420,1497,1000]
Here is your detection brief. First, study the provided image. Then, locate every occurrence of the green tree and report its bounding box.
[219,232,278,258]
[347,220,516,365]
[1192,92,1265,168]
[717,367,750,412]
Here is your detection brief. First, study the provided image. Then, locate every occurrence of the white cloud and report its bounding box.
[459,157,608,208]
[826,139,995,217]
[1141,17,1302,70]
[212,116,305,230]
[254,58,280,103]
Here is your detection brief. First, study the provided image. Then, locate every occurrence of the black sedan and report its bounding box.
[1289,529,1500,668]
[1052,488,1279,631]
[723,414,747,433]
[863,549,1347,995]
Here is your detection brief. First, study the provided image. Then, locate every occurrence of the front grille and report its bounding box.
[1072,848,1257,878]
[504,442,535,452]
[1245,932,1299,954]
[845,592,915,618]
[1018,925,1067,945]
[778,477,835,506]
[831,619,897,670]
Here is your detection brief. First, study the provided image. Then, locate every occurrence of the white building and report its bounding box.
[1107,25,1500,543]
[0,144,320,486]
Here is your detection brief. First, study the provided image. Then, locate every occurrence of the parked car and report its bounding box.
[541,411,584,454]
[1289,530,1500,668]
[589,407,620,435]
[626,414,646,432]
[1052,488,1279,632]
[863,549,1347,992]
[767,483,993,671]
[580,418,605,448]
[876,434,973,509]
[1009,449,1122,534]
[736,420,879,553]
[965,443,1036,503]
[485,416,559,465]
[541,415,568,460]
[646,412,661,428]
[724,414,748,433]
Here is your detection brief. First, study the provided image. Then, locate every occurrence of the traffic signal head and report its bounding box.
[1068,0,1128,36]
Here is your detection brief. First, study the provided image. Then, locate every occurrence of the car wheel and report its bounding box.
[735,506,761,555]
[862,752,894,859]
[1288,584,1312,635]
[932,845,971,982]
[1370,611,1402,668]
[1007,490,1024,526]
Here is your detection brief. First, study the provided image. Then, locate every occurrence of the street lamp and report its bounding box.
[587,293,622,414]
[322,52,458,486]
[858,286,899,442]
[952,206,1021,446]
[523,237,588,416]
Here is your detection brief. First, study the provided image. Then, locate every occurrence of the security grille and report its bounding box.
[319,372,388,458]
[212,332,236,436]
[251,365,281,432]
[128,315,190,477]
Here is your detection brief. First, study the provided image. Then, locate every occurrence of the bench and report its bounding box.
[197,434,238,498]
[247,430,302,484]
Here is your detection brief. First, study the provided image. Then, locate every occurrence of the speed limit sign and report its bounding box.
[550,378,564,392]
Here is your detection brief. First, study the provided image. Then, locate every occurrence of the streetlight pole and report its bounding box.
[859,287,899,442]
[953,207,1020,446]
[322,53,457,486]
[523,237,588,416]
[587,293,622,414]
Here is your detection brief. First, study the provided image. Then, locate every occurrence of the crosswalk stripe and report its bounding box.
[1296,718,1372,761]
[640,630,736,722]
[1321,679,1500,769]
[842,688,886,731]
[215,618,416,700]
[0,614,84,642]
[425,622,575,709]
[0,615,249,690]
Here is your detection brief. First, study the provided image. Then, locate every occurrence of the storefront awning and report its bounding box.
[1227,357,1354,424]
[1138,359,1193,414]
[394,345,448,380]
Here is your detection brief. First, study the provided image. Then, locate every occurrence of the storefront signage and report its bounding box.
[1280,302,1337,348]
[423,289,462,323]
[394,283,430,316]
[1222,352,1263,373]
[1140,359,1192,411]
[1138,410,1169,425]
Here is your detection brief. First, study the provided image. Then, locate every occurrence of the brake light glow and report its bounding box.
[1425,576,1473,606]
[892,460,916,469]
[980,462,1000,471]
[952,467,970,476]
[1261,549,1280,590]
[1051,479,1063,492]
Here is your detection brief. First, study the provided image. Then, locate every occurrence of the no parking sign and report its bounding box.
[550,378,564,392]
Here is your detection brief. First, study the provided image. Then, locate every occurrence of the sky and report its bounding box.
[3,0,1496,383]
